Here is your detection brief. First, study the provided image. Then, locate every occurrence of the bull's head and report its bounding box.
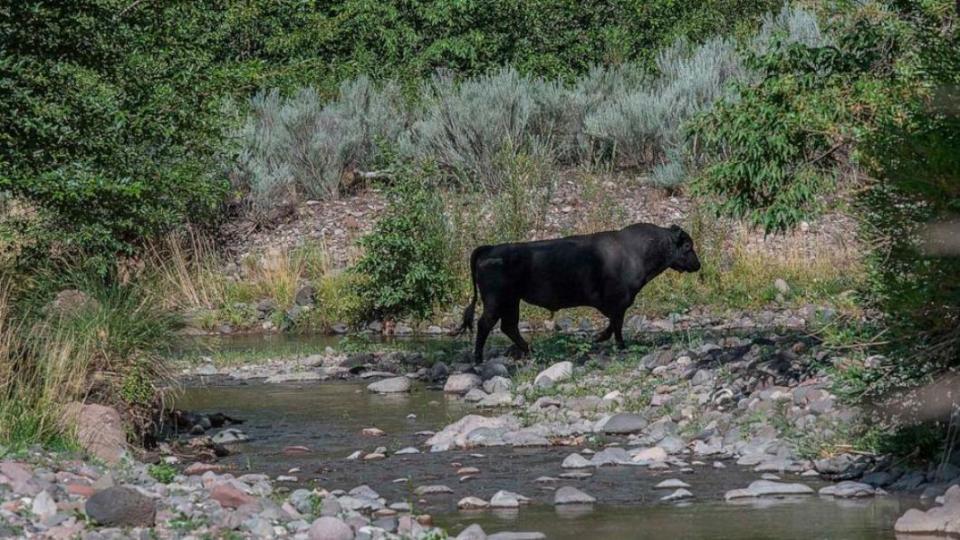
[668,225,701,272]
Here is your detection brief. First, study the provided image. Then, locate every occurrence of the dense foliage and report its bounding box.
[352,174,456,321]
[0,2,236,271]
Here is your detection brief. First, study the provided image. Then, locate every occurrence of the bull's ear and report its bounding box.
[669,224,683,244]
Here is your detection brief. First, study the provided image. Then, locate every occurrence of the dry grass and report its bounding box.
[0,277,177,447]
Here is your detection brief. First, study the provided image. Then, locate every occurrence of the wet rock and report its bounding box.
[458,496,489,510]
[445,374,482,394]
[724,480,814,500]
[428,362,450,382]
[590,447,631,467]
[85,487,156,526]
[456,524,488,539]
[414,485,454,496]
[308,516,354,540]
[562,453,593,469]
[895,485,960,535]
[58,402,127,464]
[661,488,694,502]
[655,479,690,489]
[599,413,648,434]
[367,376,411,393]
[534,362,572,389]
[395,447,420,455]
[212,428,249,444]
[554,486,596,505]
[490,490,527,508]
[819,481,880,498]
[426,415,519,452]
[630,446,668,463]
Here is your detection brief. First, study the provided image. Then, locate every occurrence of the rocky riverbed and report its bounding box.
[3,322,958,539]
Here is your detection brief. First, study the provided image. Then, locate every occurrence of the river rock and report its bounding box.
[445,374,482,394]
[599,413,648,434]
[308,516,353,540]
[457,524,488,539]
[367,376,411,393]
[630,446,668,463]
[724,480,814,500]
[534,362,572,388]
[58,402,127,464]
[490,490,527,508]
[458,496,490,509]
[480,360,511,381]
[211,482,257,508]
[661,488,694,502]
[554,486,596,505]
[414,485,454,496]
[483,376,512,394]
[428,362,450,382]
[562,453,592,469]
[212,428,249,444]
[655,479,690,489]
[895,485,960,535]
[819,481,879,498]
[31,490,57,521]
[590,447,631,466]
[85,487,156,526]
[425,415,519,452]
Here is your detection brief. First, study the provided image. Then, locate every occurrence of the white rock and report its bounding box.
[458,496,490,509]
[534,362,573,388]
[661,488,694,502]
[561,453,593,469]
[630,446,668,463]
[655,479,690,489]
[31,490,57,521]
[554,486,596,505]
[445,374,483,394]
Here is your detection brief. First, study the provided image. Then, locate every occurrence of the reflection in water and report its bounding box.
[442,498,911,540]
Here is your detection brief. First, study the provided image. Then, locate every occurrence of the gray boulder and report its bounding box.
[85,487,156,527]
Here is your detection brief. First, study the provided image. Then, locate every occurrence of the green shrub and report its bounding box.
[0,2,232,271]
[352,173,456,321]
[690,8,910,231]
[148,463,178,484]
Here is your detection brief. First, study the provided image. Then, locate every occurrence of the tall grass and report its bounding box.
[144,231,360,331]
[0,277,177,447]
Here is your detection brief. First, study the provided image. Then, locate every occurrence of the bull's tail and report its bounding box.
[450,246,484,336]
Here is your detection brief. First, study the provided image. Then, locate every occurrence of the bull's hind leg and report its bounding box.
[500,300,530,358]
[611,310,627,350]
[474,305,500,363]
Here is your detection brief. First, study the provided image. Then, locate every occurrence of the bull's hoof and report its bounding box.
[505,344,530,360]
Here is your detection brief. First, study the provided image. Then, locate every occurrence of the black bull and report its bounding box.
[452,223,702,362]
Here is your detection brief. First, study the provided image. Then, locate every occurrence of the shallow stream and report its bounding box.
[174,335,917,539]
